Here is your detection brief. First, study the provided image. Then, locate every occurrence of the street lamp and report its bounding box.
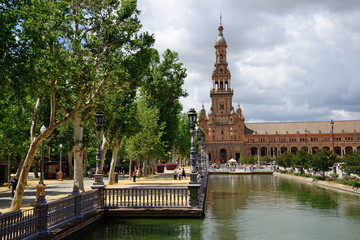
[305,128,308,153]
[36,125,46,199]
[92,111,105,189]
[188,108,198,182]
[197,128,203,178]
[257,144,260,166]
[58,143,63,181]
[187,108,200,207]
[331,119,335,154]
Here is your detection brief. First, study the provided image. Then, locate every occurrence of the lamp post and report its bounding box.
[58,143,63,181]
[202,138,208,173]
[331,119,335,154]
[92,111,105,189]
[272,139,275,168]
[257,144,260,166]
[197,128,203,178]
[36,125,46,199]
[187,108,200,207]
[305,128,308,153]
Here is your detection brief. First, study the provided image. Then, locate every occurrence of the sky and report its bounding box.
[137,0,360,123]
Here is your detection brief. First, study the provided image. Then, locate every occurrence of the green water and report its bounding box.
[67,175,360,240]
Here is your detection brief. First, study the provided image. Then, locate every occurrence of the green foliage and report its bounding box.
[173,113,191,158]
[341,151,360,176]
[310,149,337,178]
[329,173,339,179]
[141,49,188,152]
[240,155,256,165]
[292,150,311,174]
[261,156,272,165]
[276,152,293,170]
[126,94,166,160]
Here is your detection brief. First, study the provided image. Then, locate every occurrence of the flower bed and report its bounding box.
[166,163,178,170]
[156,164,165,173]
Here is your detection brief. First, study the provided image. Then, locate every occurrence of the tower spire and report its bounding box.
[220,14,222,26]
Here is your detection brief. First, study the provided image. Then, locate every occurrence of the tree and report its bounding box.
[142,49,187,154]
[172,113,191,160]
[311,149,337,179]
[240,156,256,165]
[292,150,311,174]
[102,87,140,185]
[276,152,292,170]
[8,0,154,210]
[341,151,360,176]
[126,94,166,176]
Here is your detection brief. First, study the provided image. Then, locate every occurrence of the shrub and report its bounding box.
[165,163,178,170]
[294,172,301,176]
[329,173,339,179]
[302,173,312,178]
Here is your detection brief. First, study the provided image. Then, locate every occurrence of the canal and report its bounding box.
[67,175,360,239]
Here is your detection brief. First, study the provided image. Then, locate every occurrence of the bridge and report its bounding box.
[0,172,208,240]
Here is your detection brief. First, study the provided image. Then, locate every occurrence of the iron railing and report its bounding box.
[0,208,37,240]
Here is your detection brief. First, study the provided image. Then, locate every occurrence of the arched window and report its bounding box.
[220,54,223,63]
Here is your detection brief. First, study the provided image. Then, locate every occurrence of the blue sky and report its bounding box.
[137,0,360,123]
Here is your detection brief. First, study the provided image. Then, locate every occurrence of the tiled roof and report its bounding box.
[245,120,360,135]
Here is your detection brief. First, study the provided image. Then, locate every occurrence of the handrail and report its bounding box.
[102,187,189,208]
[0,208,37,240]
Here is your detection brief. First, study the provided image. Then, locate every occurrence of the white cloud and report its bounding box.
[138,0,360,122]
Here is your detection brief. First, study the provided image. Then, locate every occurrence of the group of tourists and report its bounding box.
[174,168,186,180]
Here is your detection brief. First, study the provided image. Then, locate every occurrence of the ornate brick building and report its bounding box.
[199,23,360,163]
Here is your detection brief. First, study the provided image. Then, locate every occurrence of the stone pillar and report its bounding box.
[34,193,49,237]
[72,186,82,219]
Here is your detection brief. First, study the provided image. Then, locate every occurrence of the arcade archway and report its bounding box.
[220,149,227,163]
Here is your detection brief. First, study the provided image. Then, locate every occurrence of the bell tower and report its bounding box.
[199,19,246,163]
[209,20,234,128]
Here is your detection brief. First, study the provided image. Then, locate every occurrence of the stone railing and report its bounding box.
[102,187,189,208]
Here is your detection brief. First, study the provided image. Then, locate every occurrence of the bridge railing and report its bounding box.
[0,174,209,239]
[102,187,189,208]
[0,208,37,240]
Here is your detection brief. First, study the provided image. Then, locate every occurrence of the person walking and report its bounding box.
[133,170,137,182]
[181,168,186,180]
[11,175,18,198]
[174,168,178,180]
[178,168,182,180]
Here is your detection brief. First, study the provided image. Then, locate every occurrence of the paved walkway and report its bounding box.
[0,168,190,213]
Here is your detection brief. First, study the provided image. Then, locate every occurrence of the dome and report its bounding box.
[216,36,226,45]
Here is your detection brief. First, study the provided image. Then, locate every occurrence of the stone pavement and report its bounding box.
[0,168,190,213]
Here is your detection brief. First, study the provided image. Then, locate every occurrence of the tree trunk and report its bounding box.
[100,133,109,175]
[10,138,42,210]
[83,149,88,177]
[7,155,11,185]
[129,148,133,181]
[67,150,74,179]
[71,113,85,191]
[107,140,120,185]
[144,156,148,177]
[15,154,26,180]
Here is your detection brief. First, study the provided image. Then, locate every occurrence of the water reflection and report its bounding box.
[204,175,360,240]
[67,175,360,240]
